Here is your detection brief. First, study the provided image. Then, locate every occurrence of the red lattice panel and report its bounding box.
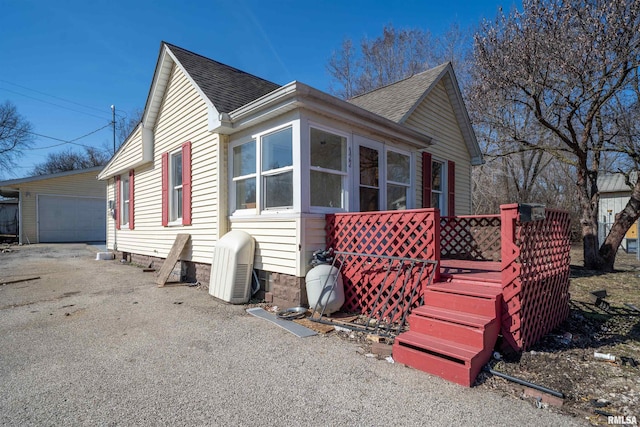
[326,209,440,316]
[333,253,435,324]
[440,215,501,261]
[500,206,572,351]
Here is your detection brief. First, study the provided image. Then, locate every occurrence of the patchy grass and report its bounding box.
[477,246,640,423]
[570,246,640,307]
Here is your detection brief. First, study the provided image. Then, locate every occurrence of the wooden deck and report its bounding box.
[438,259,501,285]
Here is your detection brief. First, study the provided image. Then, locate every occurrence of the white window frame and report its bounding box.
[386,146,413,210]
[229,121,298,216]
[231,138,257,215]
[260,126,294,211]
[353,135,414,212]
[120,173,130,226]
[308,123,350,214]
[169,149,183,224]
[431,158,446,215]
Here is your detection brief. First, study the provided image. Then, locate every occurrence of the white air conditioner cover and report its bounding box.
[209,230,255,304]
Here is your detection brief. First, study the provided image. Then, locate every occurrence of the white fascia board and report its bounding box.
[297,96,430,149]
[142,126,154,163]
[98,158,153,181]
[216,82,432,148]
[164,47,219,129]
[440,69,484,165]
[143,46,173,129]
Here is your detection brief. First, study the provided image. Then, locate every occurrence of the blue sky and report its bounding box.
[0,0,508,178]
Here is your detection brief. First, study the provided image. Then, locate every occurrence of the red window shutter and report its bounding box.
[182,141,192,226]
[161,152,169,226]
[448,160,455,216]
[422,152,432,208]
[115,176,121,230]
[129,169,135,230]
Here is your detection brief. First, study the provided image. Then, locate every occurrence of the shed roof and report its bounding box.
[598,172,638,193]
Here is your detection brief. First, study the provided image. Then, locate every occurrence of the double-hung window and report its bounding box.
[232,140,257,210]
[431,159,444,212]
[170,151,183,222]
[261,127,293,209]
[121,174,130,226]
[386,150,410,210]
[310,127,347,210]
[161,141,191,226]
[231,125,294,213]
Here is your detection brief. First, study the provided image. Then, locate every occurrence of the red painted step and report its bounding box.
[424,289,498,317]
[392,278,501,387]
[393,331,485,387]
[428,280,502,298]
[408,307,495,348]
[412,305,494,327]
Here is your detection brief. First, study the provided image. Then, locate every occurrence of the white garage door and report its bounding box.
[38,195,106,243]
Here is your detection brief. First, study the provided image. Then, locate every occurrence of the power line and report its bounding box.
[3,123,112,150]
[0,79,109,115]
[0,86,118,121]
[0,79,127,119]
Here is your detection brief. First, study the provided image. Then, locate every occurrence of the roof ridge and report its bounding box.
[349,62,450,101]
[162,41,279,88]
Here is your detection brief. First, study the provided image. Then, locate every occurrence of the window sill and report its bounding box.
[166,220,183,227]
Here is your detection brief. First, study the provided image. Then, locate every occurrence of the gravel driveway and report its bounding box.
[0,244,587,426]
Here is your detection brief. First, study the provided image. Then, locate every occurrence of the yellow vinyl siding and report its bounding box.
[230,215,327,277]
[19,171,105,243]
[300,215,327,276]
[406,81,472,214]
[230,217,299,276]
[103,126,143,176]
[108,63,222,264]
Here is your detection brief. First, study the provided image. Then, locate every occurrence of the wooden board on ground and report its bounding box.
[155,234,190,287]
[0,276,40,285]
[294,318,335,334]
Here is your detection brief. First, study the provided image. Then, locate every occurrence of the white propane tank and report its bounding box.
[305,264,345,314]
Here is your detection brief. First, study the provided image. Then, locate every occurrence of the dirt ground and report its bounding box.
[477,247,640,425]
[319,246,640,424]
[475,247,640,423]
[2,242,638,424]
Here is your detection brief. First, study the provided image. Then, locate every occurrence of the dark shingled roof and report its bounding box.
[165,42,281,113]
[347,63,449,123]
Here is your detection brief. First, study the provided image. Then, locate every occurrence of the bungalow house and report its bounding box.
[0,166,106,244]
[98,42,482,307]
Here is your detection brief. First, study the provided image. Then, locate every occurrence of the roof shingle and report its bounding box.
[165,43,281,113]
[347,63,449,123]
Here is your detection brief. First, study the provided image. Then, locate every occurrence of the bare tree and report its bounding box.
[0,101,34,177]
[31,147,109,175]
[117,108,143,148]
[327,24,436,99]
[470,0,640,270]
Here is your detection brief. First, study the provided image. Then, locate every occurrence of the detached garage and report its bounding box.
[0,167,106,244]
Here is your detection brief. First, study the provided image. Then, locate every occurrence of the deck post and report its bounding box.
[499,203,522,350]
[433,208,441,283]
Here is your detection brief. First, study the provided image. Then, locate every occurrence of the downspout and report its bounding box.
[17,190,23,245]
[113,178,118,252]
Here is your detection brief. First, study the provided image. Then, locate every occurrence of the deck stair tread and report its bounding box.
[411,306,495,328]
[439,273,502,284]
[395,330,480,362]
[428,281,502,298]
